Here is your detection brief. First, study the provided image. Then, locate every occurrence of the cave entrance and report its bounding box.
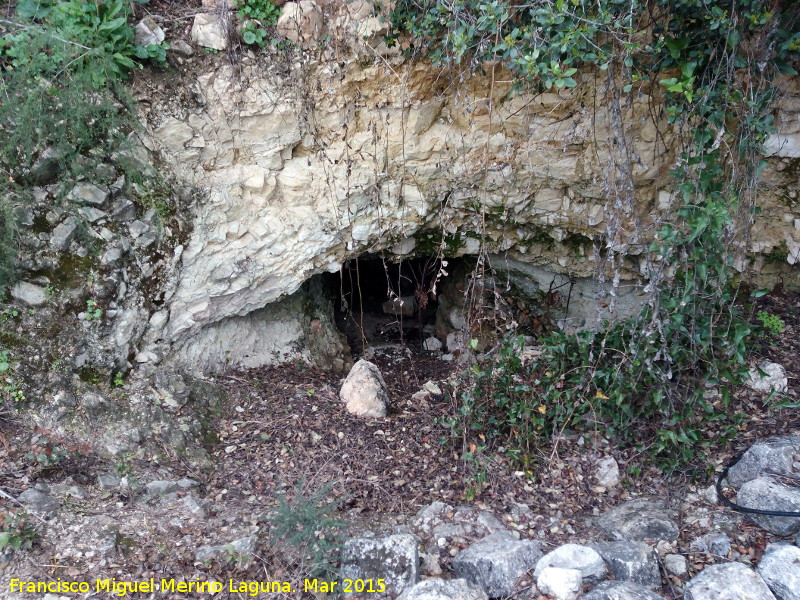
[326,255,449,354]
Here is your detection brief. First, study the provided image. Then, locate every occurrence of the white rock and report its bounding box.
[191,13,228,50]
[135,16,165,46]
[10,281,48,307]
[536,567,582,600]
[340,359,389,418]
[746,362,788,394]
[534,543,607,584]
[595,456,621,487]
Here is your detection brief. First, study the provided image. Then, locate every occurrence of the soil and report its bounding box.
[0,291,798,599]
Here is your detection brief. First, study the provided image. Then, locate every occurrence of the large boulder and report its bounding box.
[597,499,679,542]
[757,544,800,600]
[340,360,389,418]
[684,562,776,600]
[726,436,800,487]
[737,477,800,536]
[452,534,543,598]
[340,534,419,597]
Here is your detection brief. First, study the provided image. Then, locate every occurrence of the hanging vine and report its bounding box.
[374,0,800,470]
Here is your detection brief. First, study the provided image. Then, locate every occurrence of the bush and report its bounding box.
[237,0,279,48]
[0,510,38,553]
[268,480,345,579]
[0,0,168,288]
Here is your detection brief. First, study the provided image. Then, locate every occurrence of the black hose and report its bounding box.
[716,452,800,518]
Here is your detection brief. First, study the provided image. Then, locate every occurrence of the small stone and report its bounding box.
[184,495,207,519]
[664,554,689,579]
[98,473,120,489]
[135,16,165,46]
[50,216,79,251]
[383,295,416,317]
[170,39,194,57]
[276,0,323,48]
[595,456,621,487]
[423,381,442,395]
[590,541,660,588]
[536,567,582,600]
[145,480,180,498]
[195,536,257,564]
[78,206,106,223]
[726,436,800,486]
[691,532,731,557]
[18,489,59,515]
[583,581,665,600]
[67,182,109,207]
[10,281,47,307]
[424,337,443,351]
[110,198,137,222]
[340,360,389,418]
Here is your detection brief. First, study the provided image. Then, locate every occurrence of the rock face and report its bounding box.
[340,360,389,418]
[452,535,543,597]
[340,535,419,596]
[737,477,800,536]
[132,3,800,373]
[596,499,679,542]
[757,544,800,600]
[276,1,323,47]
[684,562,776,600]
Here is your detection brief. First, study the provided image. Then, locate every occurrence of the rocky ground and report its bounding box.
[0,289,798,600]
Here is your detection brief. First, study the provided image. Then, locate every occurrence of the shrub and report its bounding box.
[0,0,168,288]
[237,0,279,48]
[0,510,38,553]
[268,480,345,579]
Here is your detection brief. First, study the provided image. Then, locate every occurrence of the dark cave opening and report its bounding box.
[325,255,453,354]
